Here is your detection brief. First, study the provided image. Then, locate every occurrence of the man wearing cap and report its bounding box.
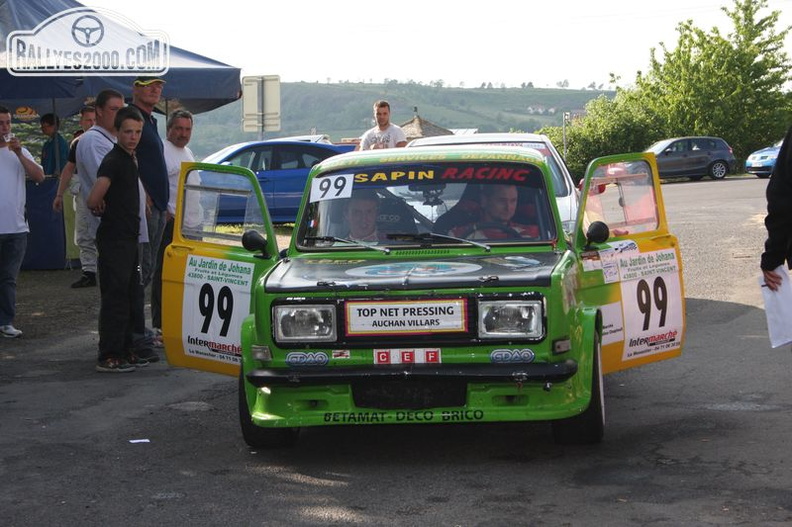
[130,77,169,295]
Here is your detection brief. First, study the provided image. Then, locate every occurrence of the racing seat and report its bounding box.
[376,197,418,235]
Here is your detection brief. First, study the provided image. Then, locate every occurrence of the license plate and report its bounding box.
[345,299,467,335]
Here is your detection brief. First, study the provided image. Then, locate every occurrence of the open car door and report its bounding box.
[575,153,686,374]
[162,163,280,376]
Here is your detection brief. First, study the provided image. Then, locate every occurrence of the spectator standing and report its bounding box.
[87,106,146,372]
[357,100,407,150]
[761,125,792,291]
[75,91,125,288]
[39,113,69,177]
[53,106,96,215]
[129,76,169,292]
[0,106,45,338]
[53,106,96,282]
[151,109,195,333]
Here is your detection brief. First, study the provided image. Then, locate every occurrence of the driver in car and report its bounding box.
[449,184,536,240]
[344,190,383,243]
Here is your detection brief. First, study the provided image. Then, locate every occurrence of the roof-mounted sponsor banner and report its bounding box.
[7,7,169,76]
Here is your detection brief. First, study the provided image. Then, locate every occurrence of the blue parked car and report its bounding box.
[745,139,783,178]
[203,138,355,223]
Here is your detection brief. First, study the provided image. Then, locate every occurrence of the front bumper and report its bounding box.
[746,165,774,176]
[246,360,577,386]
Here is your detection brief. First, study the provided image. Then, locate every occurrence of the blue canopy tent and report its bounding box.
[0,0,242,269]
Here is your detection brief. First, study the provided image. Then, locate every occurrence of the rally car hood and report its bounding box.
[265,252,563,292]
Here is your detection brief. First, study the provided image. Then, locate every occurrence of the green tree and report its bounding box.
[542,0,792,175]
[540,90,664,179]
[636,0,791,158]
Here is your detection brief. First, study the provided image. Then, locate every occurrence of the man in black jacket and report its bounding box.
[761,125,792,291]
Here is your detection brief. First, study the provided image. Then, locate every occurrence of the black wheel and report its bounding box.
[458,221,523,239]
[551,331,605,445]
[238,371,299,448]
[708,160,729,180]
[757,173,771,179]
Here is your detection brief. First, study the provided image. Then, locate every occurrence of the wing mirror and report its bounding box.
[585,221,610,246]
[242,229,270,258]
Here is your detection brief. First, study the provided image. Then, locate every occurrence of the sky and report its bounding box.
[82,0,792,90]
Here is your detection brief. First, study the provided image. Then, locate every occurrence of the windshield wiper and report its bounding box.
[386,232,491,252]
[304,236,390,254]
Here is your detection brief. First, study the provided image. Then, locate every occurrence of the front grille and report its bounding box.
[352,378,467,409]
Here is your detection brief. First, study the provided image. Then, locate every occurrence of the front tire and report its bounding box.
[551,331,605,445]
[708,160,729,180]
[239,371,299,448]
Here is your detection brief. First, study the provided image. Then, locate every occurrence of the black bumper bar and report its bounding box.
[246,360,578,387]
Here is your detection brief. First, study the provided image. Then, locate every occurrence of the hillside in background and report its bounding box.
[189,81,614,159]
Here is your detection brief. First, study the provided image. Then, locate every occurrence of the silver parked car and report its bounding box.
[408,133,579,232]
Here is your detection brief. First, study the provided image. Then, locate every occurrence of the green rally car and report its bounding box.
[162,145,686,447]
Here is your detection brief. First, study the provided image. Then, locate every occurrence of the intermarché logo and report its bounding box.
[7,7,169,76]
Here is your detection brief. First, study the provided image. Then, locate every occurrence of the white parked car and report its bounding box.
[408,133,579,232]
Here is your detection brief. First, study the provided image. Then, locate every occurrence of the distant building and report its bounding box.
[399,108,453,142]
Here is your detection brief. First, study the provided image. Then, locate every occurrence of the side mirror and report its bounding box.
[242,229,269,258]
[585,221,610,246]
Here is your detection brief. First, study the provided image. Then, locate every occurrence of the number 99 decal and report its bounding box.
[310,174,353,202]
[620,271,683,359]
[636,276,667,332]
[182,256,254,364]
[199,283,234,336]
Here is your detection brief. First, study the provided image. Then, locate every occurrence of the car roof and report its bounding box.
[202,140,345,163]
[274,134,332,143]
[407,132,551,147]
[645,136,730,151]
[317,143,548,172]
[649,136,727,145]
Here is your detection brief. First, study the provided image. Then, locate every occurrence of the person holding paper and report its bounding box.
[761,125,792,291]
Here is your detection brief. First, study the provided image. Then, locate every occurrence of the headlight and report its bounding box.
[478,300,543,339]
[273,305,336,342]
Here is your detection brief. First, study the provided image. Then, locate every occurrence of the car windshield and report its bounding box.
[295,161,558,250]
[645,140,671,154]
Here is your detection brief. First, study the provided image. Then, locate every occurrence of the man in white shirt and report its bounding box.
[74,89,125,288]
[357,100,407,150]
[151,110,195,333]
[0,106,45,338]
